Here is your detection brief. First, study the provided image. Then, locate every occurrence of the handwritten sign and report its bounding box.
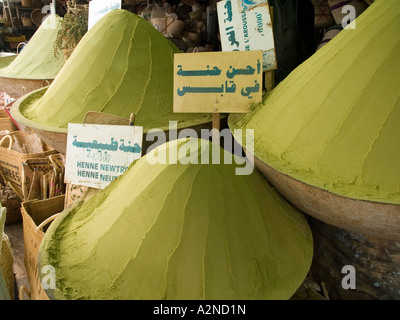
[173,51,263,113]
[237,0,266,11]
[64,123,143,189]
[217,0,277,72]
[88,0,121,30]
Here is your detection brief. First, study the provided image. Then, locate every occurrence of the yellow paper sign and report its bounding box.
[173,51,263,113]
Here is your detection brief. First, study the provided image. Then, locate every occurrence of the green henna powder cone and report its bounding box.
[0,55,16,70]
[38,138,313,300]
[13,10,211,134]
[0,15,64,80]
[229,0,400,205]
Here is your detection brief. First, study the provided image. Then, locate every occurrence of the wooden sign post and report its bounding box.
[212,113,220,145]
[173,50,263,145]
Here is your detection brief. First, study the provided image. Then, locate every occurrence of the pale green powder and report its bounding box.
[39,138,313,300]
[229,0,400,205]
[0,55,16,70]
[0,15,64,80]
[11,10,211,134]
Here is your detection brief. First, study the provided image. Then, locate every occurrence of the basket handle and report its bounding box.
[160,16,174,35]
[0,135,13,150]
[42,79,51,87]
[49,154,63,172]
[17,42,26,54]
[18,285,31,300]
[7,181,23,200]
[36,213,59,232]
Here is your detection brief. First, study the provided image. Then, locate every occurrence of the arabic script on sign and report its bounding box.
[217,0,277,72]
[173,51,263,113]
[65,123,143,189]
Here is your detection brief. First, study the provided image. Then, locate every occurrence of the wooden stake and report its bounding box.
[59,172,64,194]
[27,168,37,200]
[21,163,26,201]
[212,113,220,145]
[39,171,43,200]
[129,113,135,126]
[7,181,23,200]
[321,281,330,300]
[42,173,47,200]
[264,70,274,93]
[49,171,55,198]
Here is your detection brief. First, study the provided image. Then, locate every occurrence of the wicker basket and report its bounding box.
[0,108,18,133]
[21,14,33,27]
[152,16,185,38]
[0,234,15,300]
[0,132,57,200]
[328,0,368,25]
[21,0,33,7]
[317,25,343,50]
[186,29,201,44]
[312,0,335,28]
[309,217,400,300]
[21,195,65,300]
[189,5,205,21]
[0,183,22,225]
[21,154,65,202]
[31,9,47,26]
